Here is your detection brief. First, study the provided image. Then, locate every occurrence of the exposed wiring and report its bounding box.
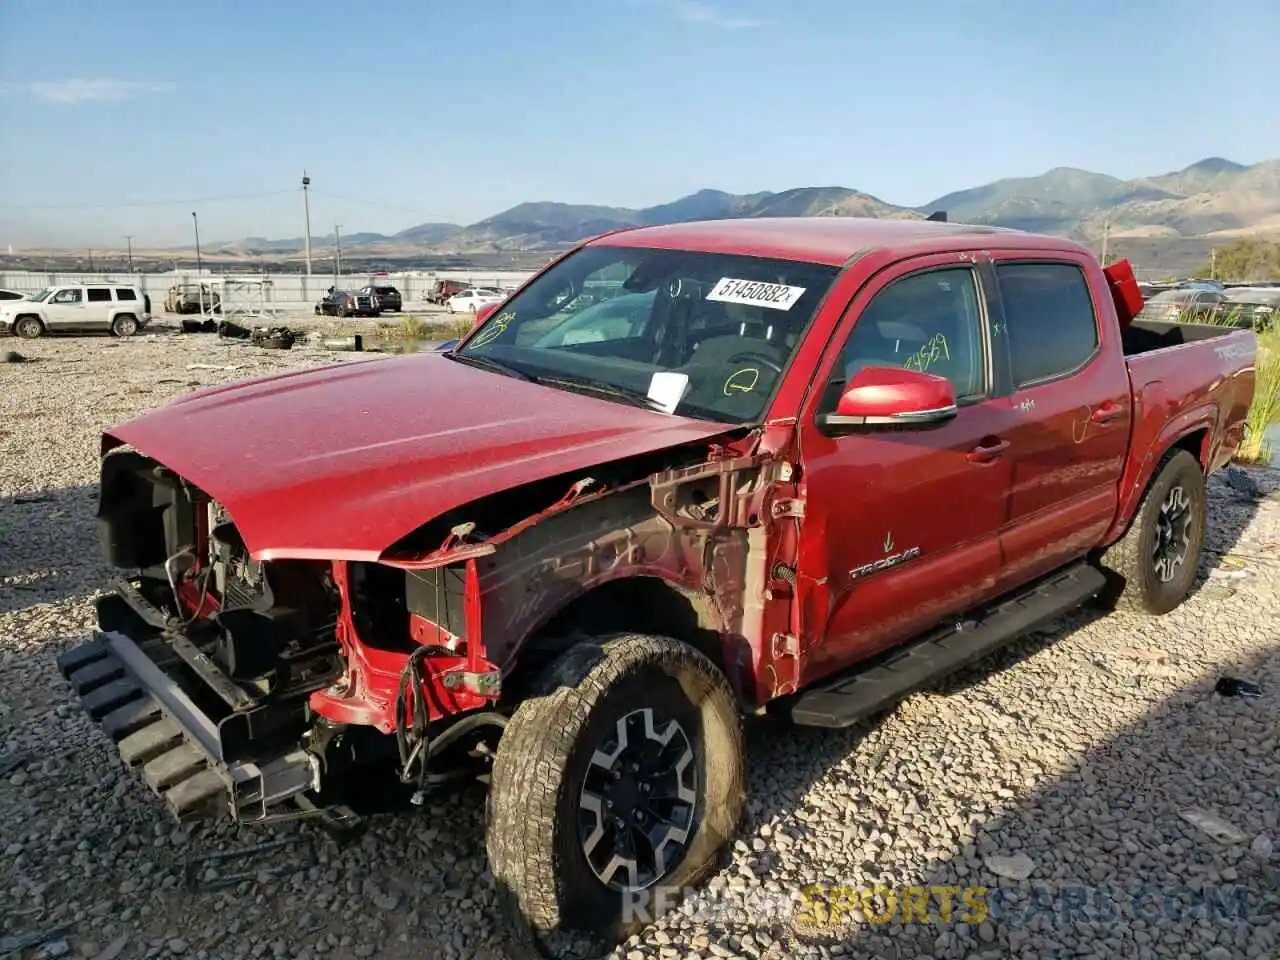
[393,645,454,804]
[182,567,216,624]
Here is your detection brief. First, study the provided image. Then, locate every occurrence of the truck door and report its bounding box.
[984,255,1130,589]
[792,254,1013,686]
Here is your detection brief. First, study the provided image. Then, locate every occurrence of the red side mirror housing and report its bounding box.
[473,303,499,329]
[821,366,958,432]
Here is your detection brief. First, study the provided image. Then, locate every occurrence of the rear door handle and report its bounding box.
[967,438,1010,463]
[1090,403,1126,424]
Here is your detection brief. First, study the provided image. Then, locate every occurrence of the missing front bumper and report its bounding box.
[56,630,319,824]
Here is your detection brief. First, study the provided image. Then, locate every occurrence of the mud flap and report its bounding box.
[56,631,318,824]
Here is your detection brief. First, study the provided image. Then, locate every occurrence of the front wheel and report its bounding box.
[486,634,744,957]
[13,316,44,339]
[1097,447,1207,614]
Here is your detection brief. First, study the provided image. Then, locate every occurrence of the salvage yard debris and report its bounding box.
[1179,807,1250,844]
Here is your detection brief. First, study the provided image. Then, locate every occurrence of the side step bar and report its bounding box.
[784,562,1108,728]
[56,630,317,823]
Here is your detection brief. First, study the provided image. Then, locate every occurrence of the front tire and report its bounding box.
[486,634,744,957]
[13,316,44,339]
[1098,447,1206,615]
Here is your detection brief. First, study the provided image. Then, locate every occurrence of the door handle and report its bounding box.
[1090,403,1125,424]
[966,438,1010,463]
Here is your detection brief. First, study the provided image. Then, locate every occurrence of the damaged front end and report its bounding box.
[58,420,793,828]
[56,447,504,825]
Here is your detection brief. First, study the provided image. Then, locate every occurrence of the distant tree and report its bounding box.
[1194,238,1280,281]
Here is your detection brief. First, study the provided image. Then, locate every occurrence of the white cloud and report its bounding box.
[0,79,174,103]
[666,0,766,29]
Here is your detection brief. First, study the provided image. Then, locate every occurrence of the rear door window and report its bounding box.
[87,288,113,303]
[995,262,1099,388]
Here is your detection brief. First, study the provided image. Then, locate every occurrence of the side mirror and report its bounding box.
[473,303,499,328]
[819,366,957,433]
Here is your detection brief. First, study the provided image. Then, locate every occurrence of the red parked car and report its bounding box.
[61,216,1255,954]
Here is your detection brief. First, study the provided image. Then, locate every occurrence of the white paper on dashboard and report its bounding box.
[647,371,690,414]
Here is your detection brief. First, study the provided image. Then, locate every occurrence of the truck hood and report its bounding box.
[105,352,735,561]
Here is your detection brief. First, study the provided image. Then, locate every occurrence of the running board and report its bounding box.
[784,562,1108,728]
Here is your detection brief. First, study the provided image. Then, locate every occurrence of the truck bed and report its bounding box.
[1121,318,1256,476]
[1120,317,1248,356]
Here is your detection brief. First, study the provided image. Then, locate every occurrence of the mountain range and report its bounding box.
[207,156,1280,257]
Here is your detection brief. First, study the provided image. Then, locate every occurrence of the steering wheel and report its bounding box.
[726,351,784,376]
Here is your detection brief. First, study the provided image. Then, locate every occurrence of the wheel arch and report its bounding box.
[503,572,746,707]
[1103,419,1212,547]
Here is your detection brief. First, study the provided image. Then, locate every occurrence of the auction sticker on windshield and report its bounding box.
[707,277,806,311]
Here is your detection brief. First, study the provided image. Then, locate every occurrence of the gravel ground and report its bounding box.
[1,327,1278,960]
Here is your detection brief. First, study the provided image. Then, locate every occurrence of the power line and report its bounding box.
[0,189,296,211]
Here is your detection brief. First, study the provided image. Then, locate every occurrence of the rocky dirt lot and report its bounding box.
[1,328,1278,960]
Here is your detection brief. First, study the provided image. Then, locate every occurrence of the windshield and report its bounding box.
[26,288,53,302]
[454,245,839,423]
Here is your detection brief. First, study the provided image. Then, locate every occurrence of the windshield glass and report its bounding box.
[26,288,53,302]
[454,245,839,423]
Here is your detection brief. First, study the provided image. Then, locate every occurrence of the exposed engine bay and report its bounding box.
[91,448,508,821]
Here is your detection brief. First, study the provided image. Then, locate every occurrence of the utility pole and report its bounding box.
[88,249,95,271]
[302,172,313,276]
[191,212,203,275]
[1100,219,1110,264]
[124,235,134,272]
[334,224,342,281]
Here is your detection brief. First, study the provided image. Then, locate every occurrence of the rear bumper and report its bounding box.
[56,622,319,824]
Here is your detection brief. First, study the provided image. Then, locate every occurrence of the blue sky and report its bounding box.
[1,0,1278,248]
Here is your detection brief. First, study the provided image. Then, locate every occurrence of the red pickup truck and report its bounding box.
[59,217,1256,955]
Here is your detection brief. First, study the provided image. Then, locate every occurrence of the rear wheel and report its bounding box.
[111,314,139,337]
[486,634,744,958]
[13,316,44,339]
[1098,447,1206,614]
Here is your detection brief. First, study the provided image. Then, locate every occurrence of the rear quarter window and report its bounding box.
[995,262,1100,388]
[115,288,137,301]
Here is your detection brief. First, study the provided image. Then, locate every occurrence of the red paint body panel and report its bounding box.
[988,246,1133,588]
[1102,331,1256,543]
[104,351,734,561]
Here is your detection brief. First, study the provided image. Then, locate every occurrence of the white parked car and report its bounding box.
[445,287,507,314]
[0,283,153,338]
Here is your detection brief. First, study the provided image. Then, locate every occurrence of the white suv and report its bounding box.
[1,283,153,339]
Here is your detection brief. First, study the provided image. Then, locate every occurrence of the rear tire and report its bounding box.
[1097,448,1206,615]
[13,316,44,339]
[111,314,139,337]
[486,634,744,958]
